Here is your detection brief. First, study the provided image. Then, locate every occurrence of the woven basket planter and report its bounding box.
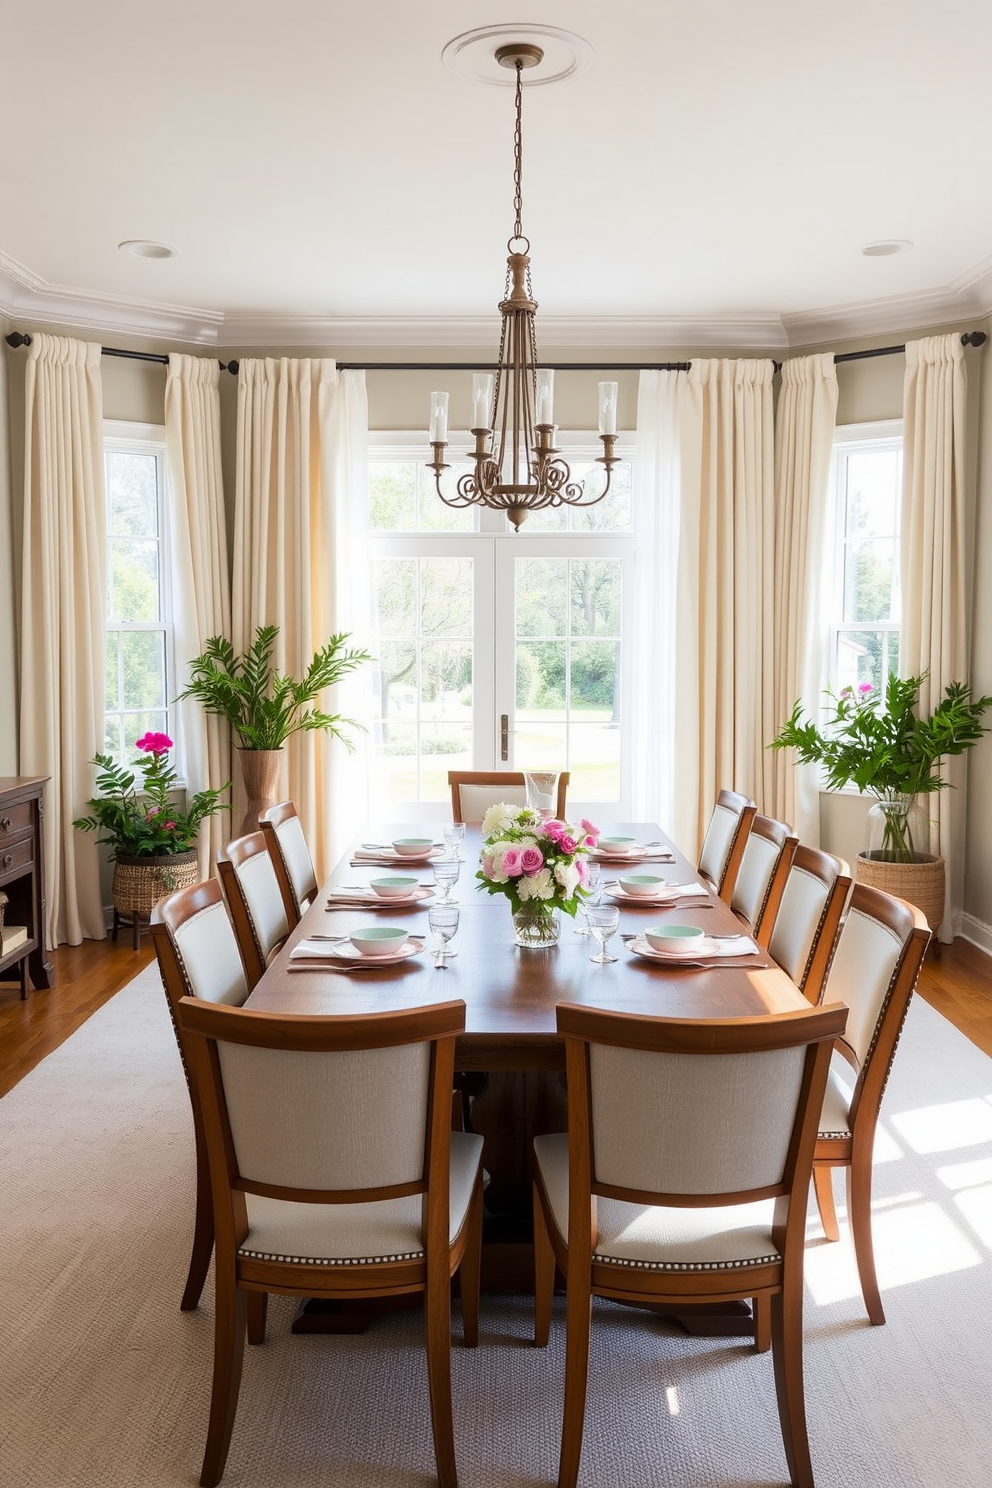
[855,852,945,938]
[112,851,200,920]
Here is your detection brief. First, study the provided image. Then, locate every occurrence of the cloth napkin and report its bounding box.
[350,848,442,867]
[325,888,426,907]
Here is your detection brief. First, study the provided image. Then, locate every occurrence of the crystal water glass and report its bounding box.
[524,771,560,821]
[588,903,620,964]
[574,863,603,937]
[443,822,466,861]
[428,903,459,967]
[432,859,461,903]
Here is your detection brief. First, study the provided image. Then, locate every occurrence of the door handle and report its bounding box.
[500,714,509,762]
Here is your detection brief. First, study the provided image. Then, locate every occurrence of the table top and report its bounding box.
[245,823,810,1071]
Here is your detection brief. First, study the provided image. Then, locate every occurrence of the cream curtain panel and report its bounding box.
[771,353,839,842]
[232,359,370,878]
[673,358,775,861]
[631,370,685,829]
[164,354,232,878]
[19,335,107,946]
[901,334,969,940]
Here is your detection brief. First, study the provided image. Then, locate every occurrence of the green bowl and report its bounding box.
[645,924,705,951]
[617,874,669,897]
[349,926,409,956]
[370,876,420,898]
[391,837,434,857]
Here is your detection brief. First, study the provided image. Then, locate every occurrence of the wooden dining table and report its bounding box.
[247,822,810,1320]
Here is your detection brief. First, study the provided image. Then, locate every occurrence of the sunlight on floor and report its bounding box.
[805,1197,983,1307]
[889,1097,992,1154]
[665,1386,681,1417]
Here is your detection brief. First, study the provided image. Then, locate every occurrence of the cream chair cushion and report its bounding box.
[769,863,829,986]
[821,904,905,1066]
[731,832,780,927]
[173,900,249,1007]
[275,813,317,911]
[457,783,526,823]
[236,850,290,961]
[698,802,740,886]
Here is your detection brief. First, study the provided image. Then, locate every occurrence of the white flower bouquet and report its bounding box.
[477,803,599,920]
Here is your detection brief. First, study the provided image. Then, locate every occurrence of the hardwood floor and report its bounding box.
[0,931,990,1098]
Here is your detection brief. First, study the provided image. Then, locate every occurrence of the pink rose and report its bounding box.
[136,731,173,755]
[501,847,523,877]
[575,856,590,885]
[558,834,578,854]
[482,852,497,879]
[520,845,544,875]
[541,820,564,842]
[580,818,600,844]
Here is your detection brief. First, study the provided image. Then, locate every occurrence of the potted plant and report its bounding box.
[177,623,372,831]
[476,803,600,947]
[73,731,231,932]
[770,671,991,936]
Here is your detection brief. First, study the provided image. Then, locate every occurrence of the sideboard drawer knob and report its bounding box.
[2,852,13,869]
[0,815,11,831]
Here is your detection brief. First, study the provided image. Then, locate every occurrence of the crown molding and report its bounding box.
[3,247,990,356]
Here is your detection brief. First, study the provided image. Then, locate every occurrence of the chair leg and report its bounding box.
[752,1293,771,1353]
[425,1251,458,1488]
[813,1164,840,1242]
[246,1290,268,1345]
[558,1275,592,1488]
[199,1277,247,1488]
[460,1179,483,1348]
[770,1286,814,1488]
[847,1159,885,1325]
[181,1137,215,1311]
[533,1183,556,1348]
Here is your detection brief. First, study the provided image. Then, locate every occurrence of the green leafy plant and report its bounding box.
[770,672,992,859]
[177,624,373,751]
[73,732,230,859]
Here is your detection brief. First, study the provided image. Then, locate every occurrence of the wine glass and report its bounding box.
[524,771,560,822]
[587,903,620,964]
[574,862,602,937]
[428,903,459,967]
[443,821,466,861]
[432,859,461,903]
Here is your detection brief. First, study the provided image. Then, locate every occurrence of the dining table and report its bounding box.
[246,822,811,1330]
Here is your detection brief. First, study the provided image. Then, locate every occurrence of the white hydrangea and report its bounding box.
[554,859,581,898]
[481,802,523,840]
[517,867,554,901]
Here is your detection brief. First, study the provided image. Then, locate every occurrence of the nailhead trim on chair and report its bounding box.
[818,1128,849,1141]
[238,1246,425,1265]
[594,1250,779,1272]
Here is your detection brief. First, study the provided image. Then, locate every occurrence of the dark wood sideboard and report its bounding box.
[0,776,55,998]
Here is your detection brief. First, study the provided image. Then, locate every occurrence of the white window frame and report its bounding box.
[103,420,181,778]
[367,432,636,819]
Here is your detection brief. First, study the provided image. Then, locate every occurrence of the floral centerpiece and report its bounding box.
[74,731,231,859]
[476,803,599,947]
[770,672,991,861]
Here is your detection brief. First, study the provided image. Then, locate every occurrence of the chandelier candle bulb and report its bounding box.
[599,381,618,436]
[536,368,555,426]
[429,390,449,444]
[472,373,493,431]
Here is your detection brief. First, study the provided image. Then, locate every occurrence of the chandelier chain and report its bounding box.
[512,60,523,244]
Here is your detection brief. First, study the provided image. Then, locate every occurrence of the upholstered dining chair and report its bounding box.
[448,769,570,823]
[149,878,249,1311]
[532,1000,847,1488]
[767,845,852,1005]
[811,882,931,1324]
[178,995,485,1488]
[259,799,318,926]
[217,831,290,989]
[696,787,757,902]
[730,813,799,947]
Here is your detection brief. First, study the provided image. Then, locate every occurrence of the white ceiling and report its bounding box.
[3,0,992,351]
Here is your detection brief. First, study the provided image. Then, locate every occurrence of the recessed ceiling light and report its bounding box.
[118,239,178,259]
[862,239,912,257]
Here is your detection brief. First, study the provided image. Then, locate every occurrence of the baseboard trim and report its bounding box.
[955,911,992,958]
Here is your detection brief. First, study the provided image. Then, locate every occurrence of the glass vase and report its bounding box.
[865,793,926,864]
[512,905,561,948]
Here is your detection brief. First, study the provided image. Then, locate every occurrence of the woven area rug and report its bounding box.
[2,964,991,1487]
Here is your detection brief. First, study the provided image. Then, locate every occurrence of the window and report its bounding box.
[828,421,903,697]
[367,433,635,817]
[103,422,176,767]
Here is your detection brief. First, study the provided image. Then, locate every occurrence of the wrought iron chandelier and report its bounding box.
[428,43,619,530]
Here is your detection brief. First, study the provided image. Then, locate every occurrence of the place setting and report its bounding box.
[622,923,765,968]
[325,875,435,909]
[349,835,445,867]
[605,873,713,908]
[589,834,676,865]
[288,925,427,973]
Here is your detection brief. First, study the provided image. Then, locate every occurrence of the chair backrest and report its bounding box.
[768,844,852,1003]
[217,831,290,990]
[696,788,756,902]
[448,770,570,824]
[819,882,930,1126]
[151,878,249,1012]
[178,997,466,1227]
[556,1000,846,1213]
[259,800,318,926]
[730,814,799,945]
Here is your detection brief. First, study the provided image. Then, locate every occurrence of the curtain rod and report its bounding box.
[3,332,240,373]
[6,329,986,373]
